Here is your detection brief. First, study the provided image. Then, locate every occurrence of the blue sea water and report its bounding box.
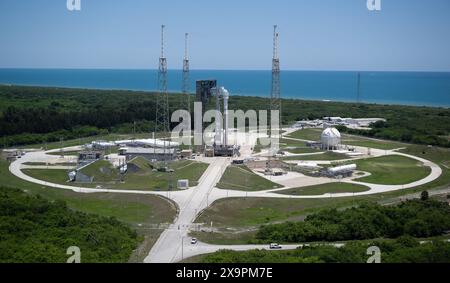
[0,69,449,108]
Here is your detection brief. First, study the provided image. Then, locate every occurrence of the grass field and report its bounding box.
[276,182,370,196]
[342,139,406,150]
[280,139,322,154]
[216,165,283,191]
[22,168,88,186]
[22,158,209,191]
[193,145,450,244]
[194,197,359,228]
[281,151,349,161]
[286,128,322,141]
[80,159,118,182]
[5,161,176,226]
[286,128,407,150]
[115,159,209,191]
[354,155,431,185]
[0,158,177,262]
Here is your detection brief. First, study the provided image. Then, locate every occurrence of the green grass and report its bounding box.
[286,128,407,150]
[194,146,450,232]
[342,138,406,150]
[20,158,209,191]
[280,139,322,154]
[0,159,176,226]
[0,158,177,262]
[22,169,79,186]
[276,183,370,196]
[194,197,358,227]
[286,128,322,141]
[115,160,208,191]
[217,165,282,191]
[282,151,349,161]
[354,155,431,185]
[80,160,118,182]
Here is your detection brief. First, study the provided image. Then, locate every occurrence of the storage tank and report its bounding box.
[321,127,341,149]
[328,164,357,174]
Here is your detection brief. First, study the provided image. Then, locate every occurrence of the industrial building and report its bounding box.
[78,151,103,161]
[295,117,386,130]
[196,80,217,109]
[194,80,217,153]
[114,139,179,149]
[118,147,176,162]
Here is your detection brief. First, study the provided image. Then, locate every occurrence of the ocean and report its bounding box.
[0,69,449,108]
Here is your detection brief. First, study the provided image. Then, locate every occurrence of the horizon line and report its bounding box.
[1,67,450,73]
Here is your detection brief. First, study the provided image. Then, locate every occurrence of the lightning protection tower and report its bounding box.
[267,25,281,174]
[155,25,170,137]
[182,33,191,113]
[270,25,281,132]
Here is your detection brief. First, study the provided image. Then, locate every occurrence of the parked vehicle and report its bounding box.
[269,243,282,249]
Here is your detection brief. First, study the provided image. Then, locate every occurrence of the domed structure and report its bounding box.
[321,127,341,150]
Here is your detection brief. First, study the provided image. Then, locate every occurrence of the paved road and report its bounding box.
[144,157,230,263]
[6,128,445,262]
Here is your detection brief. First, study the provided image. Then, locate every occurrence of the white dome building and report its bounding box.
[321,127,341,150]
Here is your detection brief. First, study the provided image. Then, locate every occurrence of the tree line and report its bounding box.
[1,85,449,148]
[256,199,450,243]
[0,186,139,263]
[200,237,450,263]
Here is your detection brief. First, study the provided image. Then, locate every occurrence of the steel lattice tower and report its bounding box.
[155,25,170,136]
[270,25,281,130]
[182,33,190,112]
[154,25,173,190]
[267,25,281,173]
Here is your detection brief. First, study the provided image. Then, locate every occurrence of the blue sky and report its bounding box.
[0,0,449,71]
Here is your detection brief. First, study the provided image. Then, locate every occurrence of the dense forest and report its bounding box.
[0,85,449,147]
[200,237,450,263]
[199,199,450,263]
[0,186,139,263]
[256,200,450,243]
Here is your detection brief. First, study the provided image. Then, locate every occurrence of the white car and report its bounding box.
[191,238,198,245]
[269,243,282,249]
